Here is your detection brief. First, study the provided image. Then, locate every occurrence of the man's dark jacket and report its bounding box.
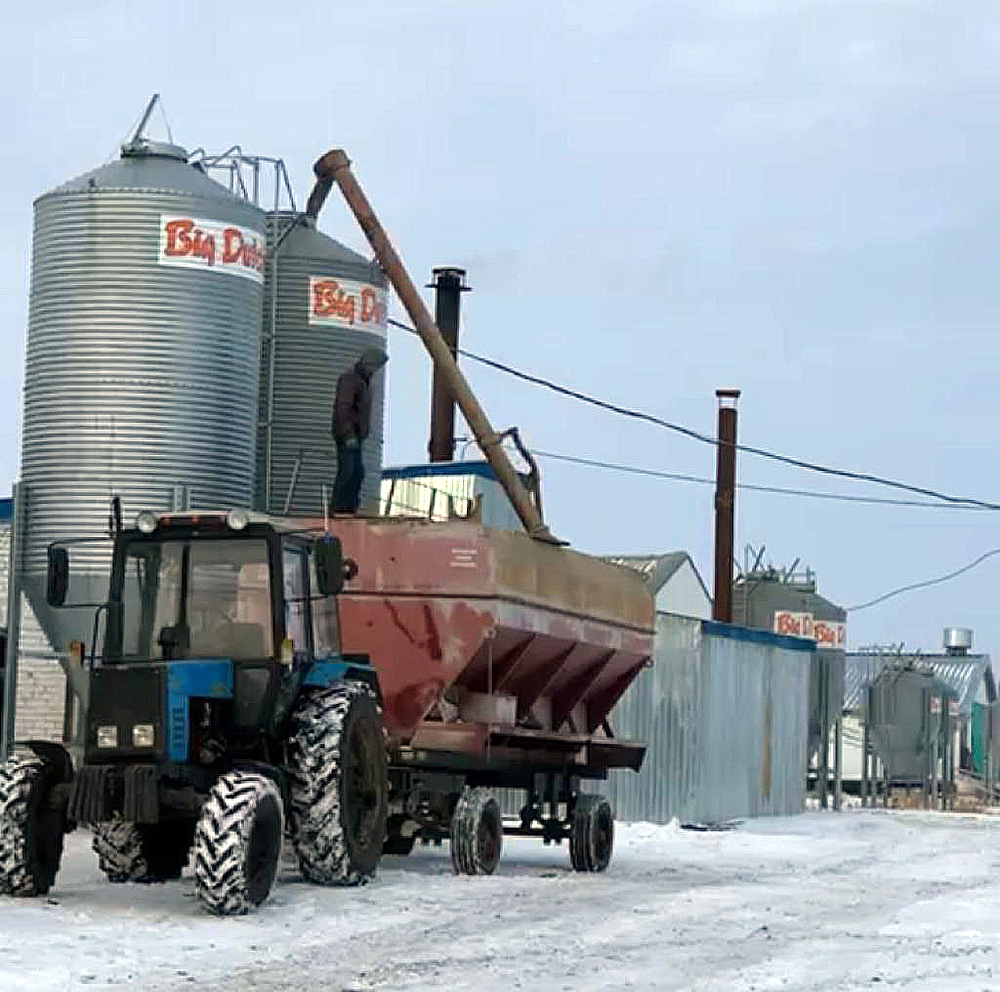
[332,365,372,441]
[331,348,387,441]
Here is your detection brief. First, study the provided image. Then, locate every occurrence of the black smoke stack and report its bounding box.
[428,267,470,462]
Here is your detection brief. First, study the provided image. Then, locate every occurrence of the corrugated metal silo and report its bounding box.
[21,138,266,650]
[257,212,387,516]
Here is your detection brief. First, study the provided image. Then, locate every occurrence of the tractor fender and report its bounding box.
[20,741,73,783]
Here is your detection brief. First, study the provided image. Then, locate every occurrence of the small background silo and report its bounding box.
[21,133,266,657]
[257,212,387,516]
[863,661,957,799]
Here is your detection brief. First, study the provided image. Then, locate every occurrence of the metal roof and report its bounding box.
[383,460,500,482]
[604,553,711,601]
[844,652,994,715]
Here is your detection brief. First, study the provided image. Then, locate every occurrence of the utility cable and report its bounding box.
[387,318,1000,511]
[528,449,991,510]
[846,548,1000,612]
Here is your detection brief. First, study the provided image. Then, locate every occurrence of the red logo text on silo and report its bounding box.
[158,215,265,284]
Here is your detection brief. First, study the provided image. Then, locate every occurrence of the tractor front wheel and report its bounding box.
[193,771,283,915]
[0,750,67,896]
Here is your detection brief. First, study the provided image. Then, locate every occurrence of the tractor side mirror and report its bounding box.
[314,537,345,596]
[47,545,69,607]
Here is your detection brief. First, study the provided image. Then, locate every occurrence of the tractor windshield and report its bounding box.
[119,538,273,661]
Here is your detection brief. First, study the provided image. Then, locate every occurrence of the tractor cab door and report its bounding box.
[281,542,311,661]
[308,551,342,658]
[279,539,343,663]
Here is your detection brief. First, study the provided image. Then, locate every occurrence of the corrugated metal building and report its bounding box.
[591,614,812,824]
[380,461,524,531]
[732,571,845,799]
[604,553,712,620]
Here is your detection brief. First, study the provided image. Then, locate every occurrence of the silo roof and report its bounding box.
[844,652,994,714]
[39,145,252,204]
[268,213,375,270]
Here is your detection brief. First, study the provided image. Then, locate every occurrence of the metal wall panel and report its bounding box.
[731,579,844,759]
[593,615,811,824]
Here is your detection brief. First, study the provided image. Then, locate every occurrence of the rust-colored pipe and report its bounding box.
[318,149,556,543]
[712,388,740,622]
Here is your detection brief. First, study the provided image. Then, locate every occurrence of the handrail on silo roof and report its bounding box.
[188,147,297,213]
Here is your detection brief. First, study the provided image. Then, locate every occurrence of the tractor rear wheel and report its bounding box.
[0,751,66,896]
[288,683,388,886]
[569,794,614,872]
[450,787,502,875]
[193,771,283,915]
[93,820,194,883]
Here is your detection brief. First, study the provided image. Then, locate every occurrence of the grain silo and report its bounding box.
[257,212,387,516]
[21,133,266,653]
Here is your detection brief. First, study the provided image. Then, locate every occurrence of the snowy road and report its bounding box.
[1,810,998,991]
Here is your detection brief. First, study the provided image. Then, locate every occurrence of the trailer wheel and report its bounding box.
[450,788,502,876]
[193,771,283,915]
[382,814,416,856]
[288,683,388,886]
[569,794,614,873]
[93,820,194,883]
[0,751,66,896]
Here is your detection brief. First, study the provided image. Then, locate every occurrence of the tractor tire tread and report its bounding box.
[0,751,63,896]
[193,771,282,916]
[288,682,386,887]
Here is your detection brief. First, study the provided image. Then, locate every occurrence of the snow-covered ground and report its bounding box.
[1,809,998,991]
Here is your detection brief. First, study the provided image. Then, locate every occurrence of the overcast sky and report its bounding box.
[2,1,999,654]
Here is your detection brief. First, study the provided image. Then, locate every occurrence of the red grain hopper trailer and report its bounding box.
[305,515,654,870]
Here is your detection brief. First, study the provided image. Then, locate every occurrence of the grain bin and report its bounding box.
[257,212,387,516]
[21,136,266,651]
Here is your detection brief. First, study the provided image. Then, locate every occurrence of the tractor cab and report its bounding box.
[45,510,355,774]
[105,509,344,667]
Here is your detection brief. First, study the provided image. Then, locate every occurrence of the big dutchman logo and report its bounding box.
[158,215,265,283]
[308,276,387,336]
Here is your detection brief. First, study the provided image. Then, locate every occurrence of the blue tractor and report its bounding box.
[0,510,388,914]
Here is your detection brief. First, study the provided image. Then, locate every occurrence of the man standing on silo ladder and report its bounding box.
[330,347,388,514]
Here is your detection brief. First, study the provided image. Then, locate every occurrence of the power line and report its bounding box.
[847,548,1000,612]
[387,318,1000,511]
[529,449,991,510]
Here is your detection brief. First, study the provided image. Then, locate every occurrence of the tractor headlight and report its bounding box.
[227,508,250,531]
[136,511,158,534]
[96,725,119,749]
[132,724,155,748]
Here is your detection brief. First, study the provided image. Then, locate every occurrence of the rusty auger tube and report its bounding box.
[319,149,557,543]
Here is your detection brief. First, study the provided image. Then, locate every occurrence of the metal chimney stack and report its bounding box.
[943,627,973,656]
[427,267,469,462]
[712,389,740,623]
